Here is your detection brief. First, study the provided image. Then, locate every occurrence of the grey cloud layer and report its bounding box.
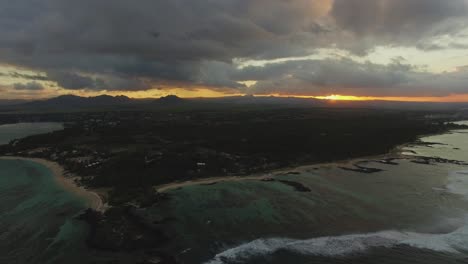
[236,59,468,97]
[0,0,467,95]
[13,82,44,91]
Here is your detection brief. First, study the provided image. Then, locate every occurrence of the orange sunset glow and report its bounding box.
[53,89,468,103]
[309,94,468,103]
[1,0,468,103]
[82,90,468,103]
[257,93,468,103]
[2,2,468,262]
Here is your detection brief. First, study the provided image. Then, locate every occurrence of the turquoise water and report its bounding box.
[0,122,91,264]
[2,121,468,264]
[0,159,90,264]
[149,125,468,264]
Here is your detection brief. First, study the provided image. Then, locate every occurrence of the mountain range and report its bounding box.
[1,94,468,113]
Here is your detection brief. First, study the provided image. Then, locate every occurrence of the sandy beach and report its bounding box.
[155,151,405,193]
[156,175,273,193]
[155,129,451,194]
[154,163,346,193]
[0,156,105,211]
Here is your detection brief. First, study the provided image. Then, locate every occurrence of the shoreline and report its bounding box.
[155,153,401,193]
[4,122,466,202]
[0,156,105,212]
[156,126,468,193]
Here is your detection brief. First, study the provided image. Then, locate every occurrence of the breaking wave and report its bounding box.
[205,170,468,264]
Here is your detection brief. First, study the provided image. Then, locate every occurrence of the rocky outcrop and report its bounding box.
[411,157,468,166]
[339,164,383,173]
[77,206,178,263]
[277,180,311,192]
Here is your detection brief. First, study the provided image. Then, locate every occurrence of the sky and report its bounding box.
[1,0,468,102]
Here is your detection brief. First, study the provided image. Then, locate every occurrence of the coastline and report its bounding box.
[155,126,468,193]
[4,122,466,202]
[155,153,399,193]
[0,156,105,212]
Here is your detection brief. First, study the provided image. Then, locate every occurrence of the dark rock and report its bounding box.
[411,159,432,165]
[277,180,311,192]
[411,156,468,166]
[412,141,448,146]
[201,182,218,186]
[78,206,168,252]
[339,165,383,173]
[374,158,399,165]
[261,177,275,182]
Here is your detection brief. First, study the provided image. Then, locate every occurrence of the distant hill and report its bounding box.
[0,99,30,106]
[1,94,468,113]
[156,95,185,104]
[0,95,134,112]
[202,95,325,106]
[37,94,130,106]
[154,95,325,108]
[332,100,468,111]
[26,95,131,109]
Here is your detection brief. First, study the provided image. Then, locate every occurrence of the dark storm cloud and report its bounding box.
[0,0,328,62]
[332,0,467,36]
[46,71,96,90]
[9,72,49,81]
[46,71,151,91]
[236,59,468,97]
[0,0,336,92]
[13,81,44,91]
[0,0,466,95]
[330,0,468,52]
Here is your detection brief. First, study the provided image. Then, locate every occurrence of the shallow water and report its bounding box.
[2,122,468,264]
[402,121,468,161]
[148,124,468,264]
[0,159,91,264]
[0,122,92,264]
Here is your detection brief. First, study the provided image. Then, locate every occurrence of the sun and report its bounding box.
[318,94,342,100]
[314,94,365,101]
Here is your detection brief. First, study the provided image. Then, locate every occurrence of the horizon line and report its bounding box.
[6,93,468,104]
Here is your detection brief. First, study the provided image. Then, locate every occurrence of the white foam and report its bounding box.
[446,170,468,199]
[204,169,468,263]
[204,228,468,264]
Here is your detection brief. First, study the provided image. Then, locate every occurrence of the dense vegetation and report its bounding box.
[1,106,465,263]
[1,107,464,200]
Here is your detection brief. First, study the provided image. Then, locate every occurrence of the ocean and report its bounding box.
[1,121,468,264]
[0,123,92,264]
[148,121,468,264]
